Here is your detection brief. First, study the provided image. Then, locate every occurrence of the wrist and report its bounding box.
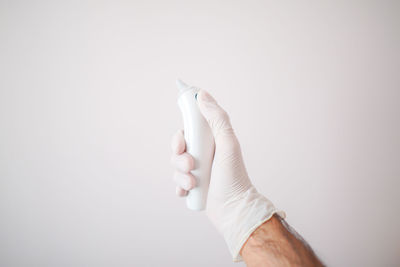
[241,214,324,267]
[241,215,293,265]
[216,186,284,262]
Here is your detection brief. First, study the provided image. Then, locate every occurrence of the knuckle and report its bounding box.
[183,153,194,171]
[187,175,196,189]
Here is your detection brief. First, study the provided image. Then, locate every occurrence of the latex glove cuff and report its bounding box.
[218,186,286,262]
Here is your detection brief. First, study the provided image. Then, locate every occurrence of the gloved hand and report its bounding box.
[170,89,285,261]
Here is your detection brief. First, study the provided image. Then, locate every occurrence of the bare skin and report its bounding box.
[241,215,324,267]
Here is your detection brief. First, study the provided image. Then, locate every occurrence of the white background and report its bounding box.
[1,1,399,266]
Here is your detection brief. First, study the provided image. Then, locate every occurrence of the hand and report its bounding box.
[170,90,283,261]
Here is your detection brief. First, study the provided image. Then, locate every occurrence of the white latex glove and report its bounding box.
[171,89,285,261]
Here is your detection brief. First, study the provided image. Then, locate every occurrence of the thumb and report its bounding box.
[197,90,234,142]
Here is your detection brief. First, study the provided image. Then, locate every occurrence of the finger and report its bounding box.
[170,152,194,173]
[197,89,234,142]
[171,129,186,155]
[176,186,188,197]
[174,171,196,191]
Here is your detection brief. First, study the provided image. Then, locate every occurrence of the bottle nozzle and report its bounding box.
[176,79,190,93]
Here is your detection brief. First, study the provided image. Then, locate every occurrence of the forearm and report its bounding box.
[241,215,324,267]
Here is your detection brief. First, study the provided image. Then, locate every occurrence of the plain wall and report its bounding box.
[1,1,399,266]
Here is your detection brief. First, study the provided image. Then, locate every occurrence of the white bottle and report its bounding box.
[177,80,215,211]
